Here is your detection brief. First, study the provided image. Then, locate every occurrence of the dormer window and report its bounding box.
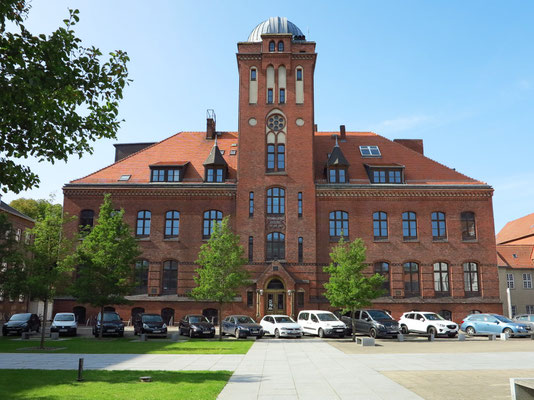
[326,138,349,183]
[328,167,347,183]
[359,145,381,157]
[365,164,404,184]
[206,167,225,182]
[150,162,188,182]
[203,138,228,182]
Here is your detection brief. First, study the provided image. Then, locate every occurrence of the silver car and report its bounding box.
[513,314,534,330]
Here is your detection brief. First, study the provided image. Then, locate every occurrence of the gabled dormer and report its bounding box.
[149,161,189,182]
[326,137,349,183]
[203,137,228,182]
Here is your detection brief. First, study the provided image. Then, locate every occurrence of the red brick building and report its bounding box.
[56,17,501,324]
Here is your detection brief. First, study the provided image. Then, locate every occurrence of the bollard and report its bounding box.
[488,334,496,341]
[458,333,466,341]
[140,334,147,342]
[397,333,404,342]
[531,334,534,341]
[21,332,30,340]
[500,332,509,341]
[171,333,180,342]
[77,358,84,381]
[50,332,59,340]
[427,334,435,342]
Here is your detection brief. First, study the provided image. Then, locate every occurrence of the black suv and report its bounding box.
[178,314,215,338]
[338,309,399,338]
[133,313,167,337]
[93,311,124,337]
[2,313,41,336]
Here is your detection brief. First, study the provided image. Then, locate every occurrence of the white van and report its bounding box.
[297,310,346,338]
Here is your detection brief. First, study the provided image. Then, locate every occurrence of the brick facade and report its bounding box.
[56,18,501,325]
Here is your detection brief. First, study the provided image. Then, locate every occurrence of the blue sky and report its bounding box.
[3,1,534,233]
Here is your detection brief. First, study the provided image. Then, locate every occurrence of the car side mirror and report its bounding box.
[496,321,500,324]
[365,317,371,322]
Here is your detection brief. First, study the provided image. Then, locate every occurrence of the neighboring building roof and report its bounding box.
[497,245,534,269]
[247,17,304,42]
[68,130,487,187]
[0,200,35,223]
[496,212,534,245]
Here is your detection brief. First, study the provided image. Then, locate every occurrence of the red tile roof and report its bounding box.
[497,245,534,269]
[496,213,534,245]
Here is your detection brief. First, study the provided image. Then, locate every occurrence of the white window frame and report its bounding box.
[359,145,381,157]
[523,273,532,289]
[506,273,515,289]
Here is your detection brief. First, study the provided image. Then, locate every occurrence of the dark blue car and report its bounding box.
[460,313,531,337]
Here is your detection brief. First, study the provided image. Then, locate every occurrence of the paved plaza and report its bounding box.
[1,337,534,399]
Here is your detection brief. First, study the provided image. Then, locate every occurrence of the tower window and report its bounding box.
[296,68,303,81]
[250,68,257,81]
[248,236,253,263]
[298,237,303,263]
[298,192,303,218]
[279,88,285,104]
[249,192,254,217]
[267,88,273,104]
[266,232,285,261]
[266,114,286,172]
[267,187,285,215]
[269,40,275,52]
[278,41,284,51]
[277,144,285,170]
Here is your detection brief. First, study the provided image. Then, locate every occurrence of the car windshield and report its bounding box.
[142,315,163,323]
[55,315,74,321]
[424,313,444,321]
[317,313,337,321]
[368,310,392,320]
[275,316,295,323]
[189,316,208,323]
[10,314,30,321]
[494,315,512,323]
[237,316,255,324]
[102,313,120,322]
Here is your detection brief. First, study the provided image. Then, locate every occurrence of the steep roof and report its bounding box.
[497,245,534,269]
[314,131,485,186]
[203,140,228,166]
[326,140,350,166]
[496,213,534,245]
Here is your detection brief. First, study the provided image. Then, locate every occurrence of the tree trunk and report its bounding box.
[99,305,104,340]
[218,303,222,341]
[39,296,48,349]
[351,309,356,342]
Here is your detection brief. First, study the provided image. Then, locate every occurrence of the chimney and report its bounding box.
[206,109,216,140]
[339,125,346,141]
[314,123,318,132]
[394,139,424,155]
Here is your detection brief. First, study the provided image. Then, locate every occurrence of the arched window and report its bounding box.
[277,40,284,51]
[461,212,476,240]
[79,209,94,232]
[250,68,257,81]
[203,210,222,239]
[162,260,178,294]
[164,211,180,239]
[266,232,285,260]
[374,262,390,295]
[269,40,275,52]
[266,114,286,172]
[267,278,284,289]
[463,262,479,293]
[136,210,151,238]
[402,212,417,240]
[433,262,449,293]
[373,212,388,240]
[267,187,285,215]
[403,262,420,296]
[133,259,149,295]
[431,212,447,240]
[329,211,349,239]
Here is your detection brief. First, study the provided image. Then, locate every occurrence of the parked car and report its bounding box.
[133,313,167,337]
[221,315,263,339]
[50,312,77,336]
[399,311,458,337]
[338,309,399,338]
[93,311,124,337]
[461,313,531,337]
[297,310,346,338]
[513,314,534,330]
[178,314,215,338]
[260,315,303,338]
[2,313,40,336]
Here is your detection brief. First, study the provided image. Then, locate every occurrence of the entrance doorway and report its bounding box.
[265,278,285,315]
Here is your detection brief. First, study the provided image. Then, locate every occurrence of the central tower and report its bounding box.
[235,17,318,286]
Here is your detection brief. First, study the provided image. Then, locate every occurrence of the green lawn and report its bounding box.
[0,336,253,354]
[0,369,232,400]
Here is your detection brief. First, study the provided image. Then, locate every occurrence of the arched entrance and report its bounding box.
[265,278,285,314]
[73,306,86,324]
[131,307,145,321]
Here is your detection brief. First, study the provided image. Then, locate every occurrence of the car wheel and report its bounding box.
[428,326,437,337]
[466,326,476,336]
[401,325,409,335]
[318,328,325,338]
[503,328,513,337]
[275,329,280,339]
[235,329,240,339]
[369,328,377,339]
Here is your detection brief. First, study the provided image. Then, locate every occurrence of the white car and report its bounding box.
[260,315,303,338]
[51,312,78,336]
[297,310,346,338]
[399,311,458,338]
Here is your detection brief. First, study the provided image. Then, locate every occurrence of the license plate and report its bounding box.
[203,330,210,333]
[60,329,67,332]
[335,329,344,332]
[153,330,160,333]
[107,329,115,333]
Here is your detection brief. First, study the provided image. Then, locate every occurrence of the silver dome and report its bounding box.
[247,17,304,42]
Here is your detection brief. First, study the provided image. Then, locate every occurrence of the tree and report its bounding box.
[70,194,140,339]
[191,217,249,340]
[323,237,385,342]
[0,1,131,193]
[9,197,61,221]
[2,203,75,349]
